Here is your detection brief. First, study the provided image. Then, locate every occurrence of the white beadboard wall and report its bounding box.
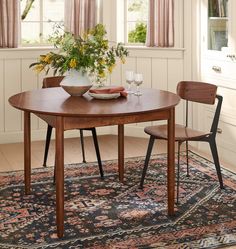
[0,47,184,144]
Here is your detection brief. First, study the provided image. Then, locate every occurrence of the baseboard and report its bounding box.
[0,125,148,144]
[0,126,113,144]
[0,124,150,144]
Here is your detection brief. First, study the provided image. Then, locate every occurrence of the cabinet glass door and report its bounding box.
[208,0,228,51]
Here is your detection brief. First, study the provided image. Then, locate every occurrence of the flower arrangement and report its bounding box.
[30,24,129,84]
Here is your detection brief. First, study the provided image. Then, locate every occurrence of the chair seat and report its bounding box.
[144,124,212,141]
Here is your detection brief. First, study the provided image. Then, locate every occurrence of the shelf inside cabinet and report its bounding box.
[209,17,228,20]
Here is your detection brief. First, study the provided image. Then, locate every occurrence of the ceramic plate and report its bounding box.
[88,92,120,99]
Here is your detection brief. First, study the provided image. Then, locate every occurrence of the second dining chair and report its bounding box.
[140,81,224,203]
[42,76,104,178]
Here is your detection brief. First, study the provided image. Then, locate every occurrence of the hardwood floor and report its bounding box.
[0,135,166,171]
[0,134,235,173]
[0,135,236,249]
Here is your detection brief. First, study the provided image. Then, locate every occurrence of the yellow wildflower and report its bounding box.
[108,64,116,73]
[43,54,52,63]
[98,59,106,65]
[99,71,106,78]
[33,64,44,73]
[101,40,108,49]
[69,58,77,68]
[79,47,85,53]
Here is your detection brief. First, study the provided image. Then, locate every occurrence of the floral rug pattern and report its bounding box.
[0,151,236,249]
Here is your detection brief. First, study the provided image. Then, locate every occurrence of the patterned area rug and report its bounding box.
[0,151,236,249]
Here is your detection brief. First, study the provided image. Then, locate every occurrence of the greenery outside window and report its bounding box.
[125,0,148,44]
[21,0,64,46]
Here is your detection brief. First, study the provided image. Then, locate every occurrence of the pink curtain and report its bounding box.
[0,0,19,48]
[146,0,174,47]
[65,0,98,37]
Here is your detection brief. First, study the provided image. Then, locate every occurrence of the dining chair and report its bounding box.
[42,76,104,178]
[140,81,224,203]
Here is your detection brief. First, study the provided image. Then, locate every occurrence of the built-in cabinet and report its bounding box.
[200,0,236,166]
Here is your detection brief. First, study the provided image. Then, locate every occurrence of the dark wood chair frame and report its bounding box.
[42,76,103,178]
[140,81,224,203]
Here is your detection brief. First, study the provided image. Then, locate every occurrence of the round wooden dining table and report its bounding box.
[9,87,180,238]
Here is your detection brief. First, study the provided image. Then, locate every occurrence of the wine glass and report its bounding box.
[134,73,143,96]
[125,71,134,94]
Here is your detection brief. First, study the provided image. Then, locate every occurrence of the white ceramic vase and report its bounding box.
[60,69,92,96]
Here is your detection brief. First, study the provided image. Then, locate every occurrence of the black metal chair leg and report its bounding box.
[43,125,53,167]
[209,139,224,189]
[186,141,190,177]
[91,128,104,178]
[80,129,86,163]
[140,136,155,189]
[176,142,181,204]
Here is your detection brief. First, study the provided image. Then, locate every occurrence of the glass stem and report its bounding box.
[137,85,140,94]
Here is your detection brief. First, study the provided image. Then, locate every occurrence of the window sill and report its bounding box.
[0,45,185,52]
[0,46,55,52]
[125,45,185,51]
[0,46,185,60]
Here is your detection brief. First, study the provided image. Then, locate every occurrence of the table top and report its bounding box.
[9,87,180,117]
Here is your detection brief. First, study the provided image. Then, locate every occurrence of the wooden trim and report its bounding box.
[64,111,170,130]
[0,47,184,59]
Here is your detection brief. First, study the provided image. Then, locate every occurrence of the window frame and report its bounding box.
[104,0,184,48]
[124,0,148,45]
[20,0,64,47]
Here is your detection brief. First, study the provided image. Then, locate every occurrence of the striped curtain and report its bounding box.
[146,0,174,47]
[64,0,98,37]
[0,0,19,48]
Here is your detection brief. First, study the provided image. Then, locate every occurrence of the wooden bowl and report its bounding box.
[60,84,92,96]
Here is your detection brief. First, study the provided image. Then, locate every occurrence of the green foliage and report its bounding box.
[29,24,129,84]
[128,23,147,43]
[128,0,145,12]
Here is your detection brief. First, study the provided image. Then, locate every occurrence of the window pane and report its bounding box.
[43,22,63,42]
[21,22,40,44]
[127,22,137,33]
[126,0,148,44]
[208,0,228,51]
[43,0,64,22]
[127,0,148,21]
[21,0,40,21]
[128,22,147,43]
[21,0,64,45]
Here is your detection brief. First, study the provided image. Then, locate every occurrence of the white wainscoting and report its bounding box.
[0,47,184,144]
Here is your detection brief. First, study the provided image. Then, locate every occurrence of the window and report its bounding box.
[114,0,183,47]
[125,0,148,44]
[21,0,64,45]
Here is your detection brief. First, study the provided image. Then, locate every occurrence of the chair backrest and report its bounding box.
[177,81,223,136]
[177,81,217,105]
[42,76,64,88]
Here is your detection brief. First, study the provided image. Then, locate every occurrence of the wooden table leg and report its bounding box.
[167,108,175,216]
[24,111,31,195]
[118,124,124,182]
[55,116,64,238]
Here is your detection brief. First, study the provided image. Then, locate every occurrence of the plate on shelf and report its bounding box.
[88,92,120,99]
